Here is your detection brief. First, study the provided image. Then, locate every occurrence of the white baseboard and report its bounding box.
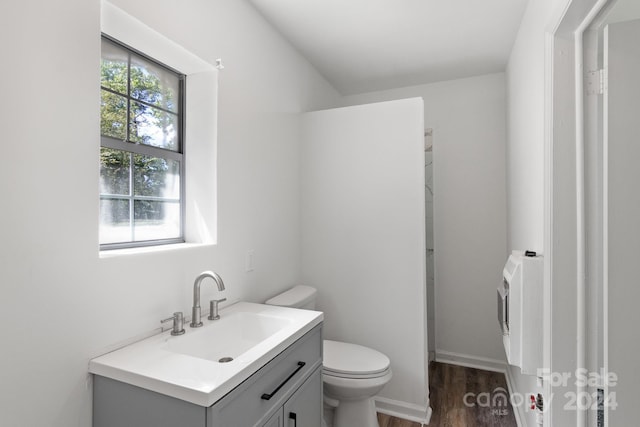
[503,366,525,427]
[435,349,507,373]
[375,396,432,426]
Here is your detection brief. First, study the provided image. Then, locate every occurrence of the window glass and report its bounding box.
[100,148,130,195]
[100,39,128,94]
[133,154,180,199]
[130,54,180,113]
[133,200,181,241]
[129,101,179,150]
[99,199,131,245]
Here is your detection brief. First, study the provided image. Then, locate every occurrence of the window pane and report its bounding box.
[100,199,131,244]
[101,90,127,140]
[130,101,178,150]
[133,200,180,241]
[131,54,180,113]
[133,155,180,199]
[101,38,128,94]
[100,148,130,196]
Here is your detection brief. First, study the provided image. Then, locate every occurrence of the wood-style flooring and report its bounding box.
[377,362,518,427]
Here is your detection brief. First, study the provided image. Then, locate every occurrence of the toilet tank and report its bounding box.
[265,285,317,310]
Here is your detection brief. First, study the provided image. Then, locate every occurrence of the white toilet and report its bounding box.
[265,285,392,427]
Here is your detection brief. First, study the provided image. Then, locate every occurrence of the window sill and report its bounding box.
[99,242,215,259]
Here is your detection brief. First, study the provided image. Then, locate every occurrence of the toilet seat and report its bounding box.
[323,367,391,380]
[323,340,390,379]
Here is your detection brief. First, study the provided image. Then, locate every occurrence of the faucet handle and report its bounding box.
[161,312,186,336]
[208,298,227,321]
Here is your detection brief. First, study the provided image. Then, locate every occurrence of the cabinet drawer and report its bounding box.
[207,325,322,427]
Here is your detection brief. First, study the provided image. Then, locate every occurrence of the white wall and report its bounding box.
[506,1,555,255]
[0,0,340,426]
[342,74,508,364]
[506,1,573,425]
[504,2,552,424]
[300,99,428,416]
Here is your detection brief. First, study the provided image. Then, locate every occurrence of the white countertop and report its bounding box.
[89,302,323,407]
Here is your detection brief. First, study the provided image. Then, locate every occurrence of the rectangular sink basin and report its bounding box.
[89,301,323,407]
[162,311,292,362]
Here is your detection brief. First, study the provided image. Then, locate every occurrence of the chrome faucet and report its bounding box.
[190,271,225,327]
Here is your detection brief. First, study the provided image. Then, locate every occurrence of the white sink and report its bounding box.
[163,311,292,362]
[89,302,323,407]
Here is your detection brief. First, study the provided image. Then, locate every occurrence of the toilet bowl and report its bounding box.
[265,286,392,427]
[323,340,392,427]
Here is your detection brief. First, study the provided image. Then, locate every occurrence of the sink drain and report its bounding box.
[218,357,233,363]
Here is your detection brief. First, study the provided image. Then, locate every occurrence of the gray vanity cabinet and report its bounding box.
[283,366,322,427]
[259,366,322,427]
[263,408,285,427]
[93,325,322,427]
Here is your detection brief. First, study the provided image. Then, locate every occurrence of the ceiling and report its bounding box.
[249,0,529,95]
[600,0,640,25]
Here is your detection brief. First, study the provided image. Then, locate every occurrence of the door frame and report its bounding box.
[546,0,614,425]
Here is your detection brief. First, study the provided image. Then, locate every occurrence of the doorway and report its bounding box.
[425,128,435,359]
[584,3,640,425]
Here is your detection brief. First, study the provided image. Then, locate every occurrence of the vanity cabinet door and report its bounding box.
[283,367,322,427]
[262,408,284,427]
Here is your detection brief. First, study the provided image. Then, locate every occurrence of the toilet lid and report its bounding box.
[323,340,390,377]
